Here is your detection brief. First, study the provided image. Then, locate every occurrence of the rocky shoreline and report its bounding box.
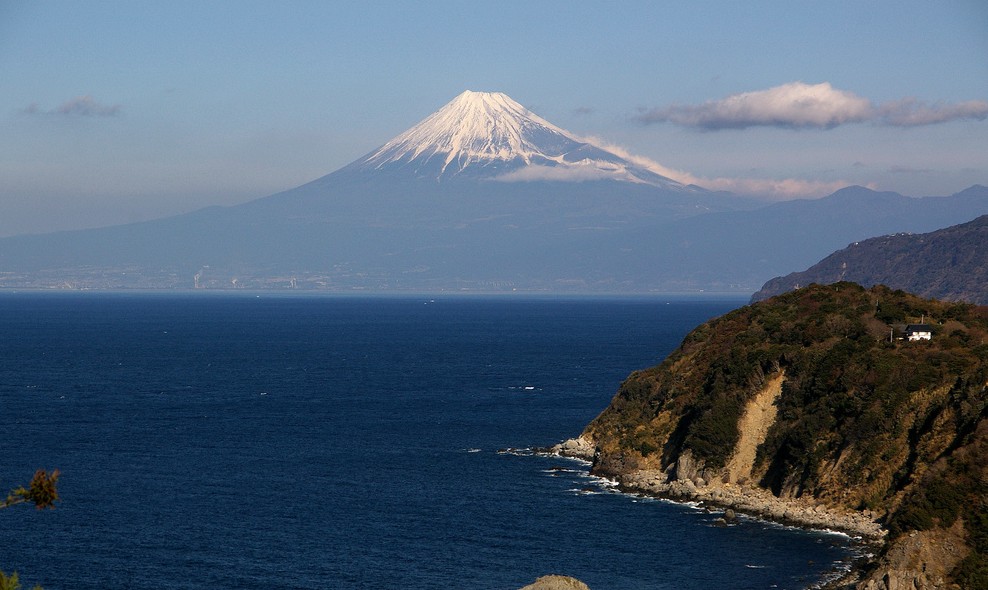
[545,437,889,588]
[551,437,884,543]
[616,469,885,541]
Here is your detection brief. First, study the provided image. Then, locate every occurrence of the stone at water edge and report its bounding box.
[554,437,595,460]
[518,574,591,590]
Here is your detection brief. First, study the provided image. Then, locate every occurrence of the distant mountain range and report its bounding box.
[752,214,988,304]
[1,90,986,293]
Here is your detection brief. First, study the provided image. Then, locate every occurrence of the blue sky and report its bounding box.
[2,1,987,236]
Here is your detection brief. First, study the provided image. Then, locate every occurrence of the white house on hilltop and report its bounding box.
[905,324,933,341]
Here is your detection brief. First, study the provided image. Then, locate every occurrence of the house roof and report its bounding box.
[905,324,934,332]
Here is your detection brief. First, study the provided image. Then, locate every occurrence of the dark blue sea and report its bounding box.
[0,293,856,589]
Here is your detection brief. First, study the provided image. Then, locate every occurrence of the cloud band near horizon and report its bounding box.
[561,135,859,199]
[637,82,988,130]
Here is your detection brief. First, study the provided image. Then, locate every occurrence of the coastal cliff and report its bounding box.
[568,283,988,588]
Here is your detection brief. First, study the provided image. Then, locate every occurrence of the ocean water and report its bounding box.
[0,293,855,590]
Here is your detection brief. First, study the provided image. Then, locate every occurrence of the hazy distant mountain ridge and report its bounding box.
[752,208,988,304]
[581,184,988,292]
[0,91,985,292]
[346,90,690,188]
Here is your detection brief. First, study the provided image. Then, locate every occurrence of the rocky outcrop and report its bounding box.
[551,436,595,461]
[855,521,969,590]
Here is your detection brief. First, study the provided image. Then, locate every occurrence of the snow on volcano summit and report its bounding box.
[351,90,690,189]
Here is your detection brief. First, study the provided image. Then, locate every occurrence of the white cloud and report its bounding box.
[699,177,868,199]
[571,134,855,199]
[572,136,696,184]
[494,164,637,183]
[495,136,855,199]
[876,97,988,126]
[637,82,988,130]
[637,82,871,130]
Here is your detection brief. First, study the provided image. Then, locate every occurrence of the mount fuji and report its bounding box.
[345,90,690,188]
[1,91,986,293]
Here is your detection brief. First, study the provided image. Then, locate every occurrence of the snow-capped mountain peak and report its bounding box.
[351,90,691,189]
[366,91,562,170]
